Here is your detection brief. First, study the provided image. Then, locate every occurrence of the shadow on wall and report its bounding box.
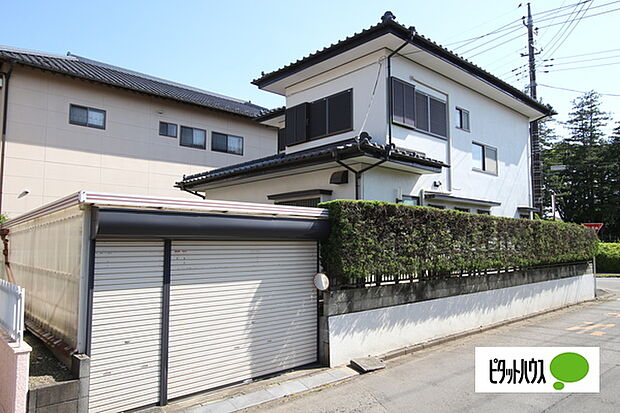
[328,275,594,365]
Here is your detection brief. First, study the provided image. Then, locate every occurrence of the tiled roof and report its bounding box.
[253,12,553,116]
[177,136,447,189]
[0,46,267,118]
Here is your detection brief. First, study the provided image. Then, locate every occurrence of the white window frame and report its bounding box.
[472,141,498,175]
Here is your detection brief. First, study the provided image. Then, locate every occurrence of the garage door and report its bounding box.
[167,240,318,399]
[89,241,164,413]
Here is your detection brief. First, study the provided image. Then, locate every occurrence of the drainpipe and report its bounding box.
[387,27,416,146]
[334,134,391,200]
[0,61,15,216]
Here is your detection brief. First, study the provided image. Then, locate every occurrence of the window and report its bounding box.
[212,132,243,155]
[159,122,177,138]
[398,195,420,206]
[391,78,447,138]
[428,204,445,209]
[180,126,206,149]
[477,209,491,215]
[456,107,470,131]
[69,104,105,129]
[391,78,415,127]
[284,89,353,146]
[455,207,470,213]
[520,213,530,219]
[472,142,498,174]
[275,198,321,207]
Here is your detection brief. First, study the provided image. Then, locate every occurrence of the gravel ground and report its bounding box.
[25,331,73,388]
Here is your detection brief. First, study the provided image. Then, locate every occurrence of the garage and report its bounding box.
[1,192,329,413]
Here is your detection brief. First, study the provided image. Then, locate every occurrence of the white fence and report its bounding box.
[0,279,25,344]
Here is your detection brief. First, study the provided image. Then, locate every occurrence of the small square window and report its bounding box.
[472,142,498,175]
[454,207,470,213]
[159,122,177,138]
[180,126,206,149]
[212,132,243,155]
[69,104,106,129]
[456,107,470,131]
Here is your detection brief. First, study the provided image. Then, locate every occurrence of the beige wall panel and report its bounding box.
[5,142,46,161]
[2,67,277,218]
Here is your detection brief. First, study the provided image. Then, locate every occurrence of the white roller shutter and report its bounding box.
[89,241,164,413]
[167,240,317,399]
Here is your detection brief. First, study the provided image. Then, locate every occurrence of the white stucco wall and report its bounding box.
[284,50,388,153]
[2,67,277,217]
[328,273,595,367]
[205,165,355,203]
[271,50,534,217]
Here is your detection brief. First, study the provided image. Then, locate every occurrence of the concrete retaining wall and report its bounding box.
[324,266,595,366]
[0,332,31,413]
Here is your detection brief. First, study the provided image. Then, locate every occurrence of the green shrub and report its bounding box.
[596,243,620,273]
[319,200,598,284]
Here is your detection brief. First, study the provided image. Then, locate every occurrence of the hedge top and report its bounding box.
[319,200,598,284]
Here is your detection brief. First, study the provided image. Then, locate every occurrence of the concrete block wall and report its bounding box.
[26,354,89,413]
[320,262,595,366]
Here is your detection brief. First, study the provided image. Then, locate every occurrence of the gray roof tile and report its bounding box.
[0,46,267,118]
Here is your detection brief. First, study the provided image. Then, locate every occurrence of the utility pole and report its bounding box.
[524,3,542,215]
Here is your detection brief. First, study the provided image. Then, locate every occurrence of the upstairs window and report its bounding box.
[472,142,498,175]
[284,89,353,146]
[456,107,470,131]
[69,104,106,129]
[390,78,447,138]
[159,122,177,138]
[212,132,243,155]
[180,126,206,149]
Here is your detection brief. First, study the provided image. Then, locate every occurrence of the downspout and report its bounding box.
[333,134,392,200]
[387,27,416,146]
[0,61,15,216]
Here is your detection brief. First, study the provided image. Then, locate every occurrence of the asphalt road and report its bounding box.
[249,278,620,413]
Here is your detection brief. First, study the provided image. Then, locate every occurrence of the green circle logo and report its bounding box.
[550,352,589,390]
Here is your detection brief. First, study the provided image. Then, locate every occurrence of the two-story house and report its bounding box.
[177,12,554,218]
[0,47,277,218]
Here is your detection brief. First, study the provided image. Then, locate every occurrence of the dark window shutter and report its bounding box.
[277,128,286,151]
[285,104,308,145]
[404,83,415,127]
[327,89,352,134]
[429,97,447,137]
[309,99,327,139]
[392,78,405,125]
[415,92,429,132]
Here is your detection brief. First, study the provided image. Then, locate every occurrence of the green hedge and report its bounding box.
[596,243,620,273]
[319,200,598,284]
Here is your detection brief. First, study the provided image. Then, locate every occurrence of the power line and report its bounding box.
[538,83,620,97]
[544,48,620,60]
[543,60,620,72]
[541,1,590,59]
[542,54,620,66]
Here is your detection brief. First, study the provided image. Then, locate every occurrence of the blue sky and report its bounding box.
[3,0,619,134]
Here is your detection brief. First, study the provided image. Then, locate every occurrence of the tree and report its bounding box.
[542,91,619,240]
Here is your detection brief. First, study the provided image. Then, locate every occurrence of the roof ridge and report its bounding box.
[67,53,257,106]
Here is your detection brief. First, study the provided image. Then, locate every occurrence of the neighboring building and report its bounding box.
[0,47,277,218]
[177,12,554,218]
